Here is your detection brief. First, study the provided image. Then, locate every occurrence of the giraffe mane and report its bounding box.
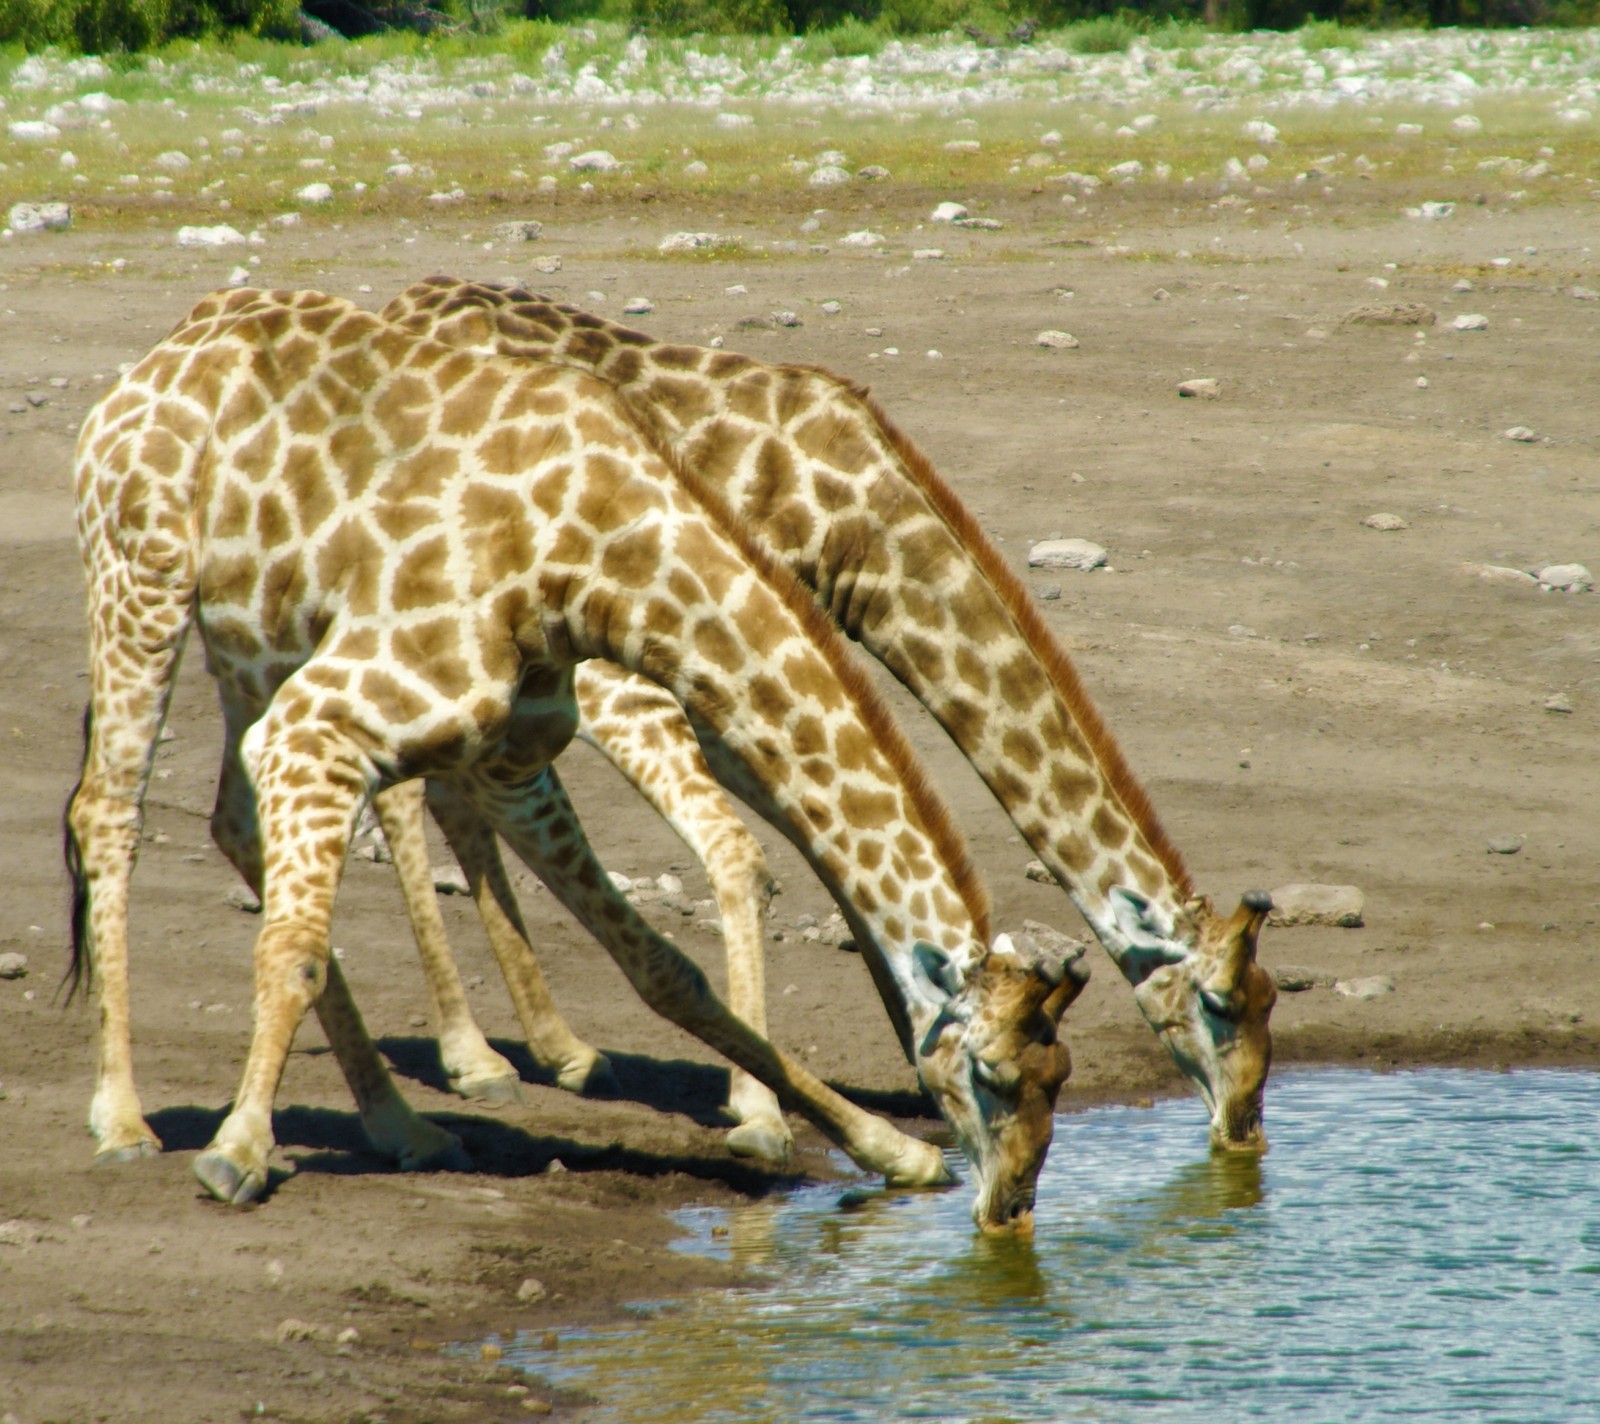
[610,387,994,946]
[792,366,1196,901]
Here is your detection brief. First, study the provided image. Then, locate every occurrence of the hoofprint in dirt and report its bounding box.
[3,177,1598,1424]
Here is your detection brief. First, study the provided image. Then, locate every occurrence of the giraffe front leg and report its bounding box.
[373,781,524,1103]
[486,768,951,1188]
[425,779,616,1095]
[575,665,788,1161]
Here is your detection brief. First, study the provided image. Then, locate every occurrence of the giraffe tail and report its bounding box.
[61,703,93,1004]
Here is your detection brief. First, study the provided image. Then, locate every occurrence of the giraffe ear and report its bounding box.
[910,941,965,1009]
[1109,888,1186,984]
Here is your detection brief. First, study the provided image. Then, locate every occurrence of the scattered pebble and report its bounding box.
[953,216,1003,230]
[1486,835,1523,855]
[223,885,261,914]
[930,201,968,223]
[621,297,654,315]
[1544,693,1573,714]
[7,201,71,234]
[771,310,802,327]
[839,230,884,247]
[1272,965,1335,992]
[275,1319,328,1344]
[657,232,726,252]
[1503,425,1539,442]
[1268,883,1365,928]
[1335,975,1395,1001]
[1573,286,1599,302]
[432,863,470,895]
[1177,378,1220,399]
[1537,563,1593,593]
[516,1276,548,1303]
[295,182,334,204]
[569,150,620,172]
[1415,201,1455,220]
[1343,302,1435,327]
[1362,513,1409,531]
[177,224,245,248]
[857,165,890,182]
[1035,329,1079,349]
[0,953,28,981]
[530,255,562,274]
[1027,538,1107,571]
[1024,859,1061,886]
[493,220,543,243]
[912,249,945,261]
[1462,562,1539,588]
[1451,313,1489,331]
[808,165,849,187]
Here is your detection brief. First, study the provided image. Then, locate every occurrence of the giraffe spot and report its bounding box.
[462,484,535,586]
[383,446,458,506]
[546,523,594,569]
[1050,764,1098,813]
[256,490,294,550]
[811,471,856,514]
[880,915,905,944]
[440,366,508,438]
[326,343,381,395]
[707,351,753,381]
[857,839,883,871]
[1091,802,1130,852]
[316,517,383,613]
[574,454,661,533]
[954,645,991,696]
[725,372,775,427]
[392,535,454,611]
[833,722,878,773]
[997,648,1050,712]
[899,584,950,634]
[652,344,707,373]
[1130,851,1164,899]
[840,784,898,832]
[909,890,929,923]
[606,348,643,385]
[234,421,281,485]
[893,829,934,882]
[672,523,740,605]
[643,597,685,644]
[372,498,439,546]
[801,757,835,788]
[529,462,572,521]
[390,618,472,699]
[772,370,821,428]
[1054,834,1094,874]
[330,626,378,661]
[216,377,270,443]
[649,375,715,429]
[360,667,432,724]
[372,372,434,449]
[283,442,339,531]
[567,329,613,370]
[896,630,947,685]
[788,711,826,758]
[600,524,665,590]
[286,388,331,438]
[259,554,311,649]
[665,567,705,610]
[502,379,573,424]
[987,762,1031,810]
[330,423,380,497]
[684,419,749,485]
[795,412,874,480]
[1001,729,1045,775]
[780,648,846,712]
[692,617,746,676]
[478,423,554,479]
[798,796,833,834]
[941,696,989,749]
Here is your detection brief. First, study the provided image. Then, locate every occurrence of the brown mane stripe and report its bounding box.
[825,374,1195,901]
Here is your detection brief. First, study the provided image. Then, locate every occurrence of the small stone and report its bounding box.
[1415,377,1429,389]
[1023,860,1060,886]
[1035,329,1079,350]
[1035,583,1062,601]
[808,165,850,187]
[0,953,28,980]
[1418,201,1455,220]
[1177,378,1220,399]
[545,1159,567,1175]
[953,217,1003,231]
[622,297,654,315]
[856,165,890,182]
[1108,160,1144,182]
[1503,425,1539,442]
[1573,286,1599,301]
[522,1401,554,1416]
[1152,287,1170,301]
[336,1327,360,1345]
[1536,563,1593,592]
[912,249,945,261]
[432,863,469,895]
[930,201,968,223]
[1267,884,1365,928]
[839,230,884,248]
[1451,115,1483,134]
[942,140,980,155]
[275,1318,326,1343]
[1362,513,1408,531]
[1486,835,1523,855]
[569,150,620,172]
[1544,694,1573,714]
[1272,965,1335,993]
[1027,538,1106,572]
[481,1342,504,1362]
[1334,975,1395,1001]
[1454,278,1474,293]
[177,224,245,248]
[295,182,334,204]
[223,885,261,914]
[1463,562,1539,588]
[493,220,543,243]
[7,201,71,234]
[1451,313,1489,331]
[771,310,802,328]
[531,255,563,274]
[658,232,726,254]
[516,1276,548,1303]
[1343,302,1435,327]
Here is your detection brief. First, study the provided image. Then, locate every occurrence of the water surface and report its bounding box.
[506,1069,1599,1422]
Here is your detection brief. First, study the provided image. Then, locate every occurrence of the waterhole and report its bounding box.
[501,1069,1599,1421]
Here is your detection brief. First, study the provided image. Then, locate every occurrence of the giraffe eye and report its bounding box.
[973,1056,1022,1095]
[1200,988,1237,1020]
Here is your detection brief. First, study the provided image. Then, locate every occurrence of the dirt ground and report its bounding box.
[2,175,1597,1423]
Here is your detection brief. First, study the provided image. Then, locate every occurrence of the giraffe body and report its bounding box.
[380,277,1275,1151]
[67,288,1081,1229]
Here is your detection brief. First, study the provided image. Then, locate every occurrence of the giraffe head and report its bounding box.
[910,936,1087,1234]
[1123,890,1276,1152]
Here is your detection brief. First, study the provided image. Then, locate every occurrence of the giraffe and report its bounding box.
[64,286,1086,1231]
[375,276,1278,1152]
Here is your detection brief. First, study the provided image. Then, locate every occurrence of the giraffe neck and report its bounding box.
[388,279,1194,974]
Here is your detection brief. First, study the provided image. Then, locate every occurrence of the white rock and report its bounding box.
[1573,286,1599,301]
[622,297,654,315]
[1269,883,1365,928]
[658,231,724,252]
[569,150,620,172]
[1027,538,1107,572]
[1503,425,1539,442]
[0,952,28,980]
[1418,201,1455,220]
[1241,118,1279,144]
[1537,563,1593,593]
[1177,378,1221,399]
[493,220,542,243]
[7,201,71,234]
[154,150,191,172]
[177,224,245,248]
[1395,122,1424,137]
[295,183,334,204]
[1335,975,1395,1001]
[225,265,251,288]
[857,165,890,182]
[531,255,562,274]
[912,250,945,261]
[943,140,980,154]
[8,121,60,141]
[386,163,415,179]
[433,864,469,895]
[1462,562,1538,588]
[1451,115,1483,135]
[808,165,849,187]
[1362,513,1409,531]
[1451,313,1489,331]
[1108,159,1143,181]
[714,112,753,129]
[1035,329,1079,349]
[1545,693,1574,714]
[930,201,968,223]
[683,160,708,177]
[839,230,884,247]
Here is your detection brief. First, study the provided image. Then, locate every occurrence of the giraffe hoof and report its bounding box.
[726,1122,793,1166]
[194,1148,266,1205]
[403,1134,473,1175]
[450,1072,525,1106]
[93,1136,162,1166]
[558,1053,618,1098]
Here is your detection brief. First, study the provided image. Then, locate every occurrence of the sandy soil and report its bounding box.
[2,175,1597,1422]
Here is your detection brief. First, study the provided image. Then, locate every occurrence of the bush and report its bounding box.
[0,0,298,52]
[621,0,789,33]
[1067,12,1137,49]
